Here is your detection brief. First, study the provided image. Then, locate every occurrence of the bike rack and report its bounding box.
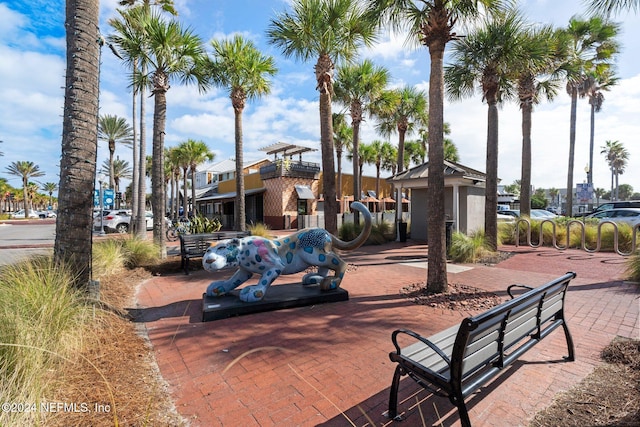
[514,218,639,256]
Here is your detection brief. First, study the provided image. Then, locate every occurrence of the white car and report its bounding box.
[94,210,166,233]
[10,209,39,219]
[586,208,640,227]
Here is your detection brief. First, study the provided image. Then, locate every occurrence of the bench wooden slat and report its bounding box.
[179,231,250,274]
[388,272,577,427]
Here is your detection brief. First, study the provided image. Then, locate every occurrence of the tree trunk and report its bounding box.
[235,108,246,231]
[151,87,167,258]
[566,87,577,217]
[182,168,188,218]
[426,41,448,293]
[485,99,499,251]
[336,148,343,212]
[135,64,148,238]
[130,59,139,226]
[55,0,100,288]
[588,101,595,186]
[190,166,197,218]
[520,101,532,217]
[320,95,337,234]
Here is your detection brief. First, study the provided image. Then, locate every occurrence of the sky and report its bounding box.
[1,0,639,198]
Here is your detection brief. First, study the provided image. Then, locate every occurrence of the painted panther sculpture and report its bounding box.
[203,202,372,302]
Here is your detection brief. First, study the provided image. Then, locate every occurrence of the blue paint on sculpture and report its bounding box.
[202,202,372,303]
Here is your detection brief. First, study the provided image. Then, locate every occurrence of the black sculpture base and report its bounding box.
[202,284,349,322]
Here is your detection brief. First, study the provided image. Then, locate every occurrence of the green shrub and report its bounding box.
[625,250,640,282]
[449,230,491,263]
[188,215,222,233]
[0,256,89,425]
[248,222,271,237]
[120,236,160,267]
[339,221,362,242]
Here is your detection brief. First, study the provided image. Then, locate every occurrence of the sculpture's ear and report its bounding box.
[230,238,241,245]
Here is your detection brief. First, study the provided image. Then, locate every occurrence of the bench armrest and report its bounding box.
[507,284,534,299]
[391,329,451,367]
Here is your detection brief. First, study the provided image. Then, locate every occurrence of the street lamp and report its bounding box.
[97,173,106,236]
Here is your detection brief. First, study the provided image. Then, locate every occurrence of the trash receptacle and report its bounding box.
[398,221,407,242]
[445,220,454,257]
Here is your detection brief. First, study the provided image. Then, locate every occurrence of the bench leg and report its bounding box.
[184,257,190,275]
[562,320,575,361]
[388,365,404,420]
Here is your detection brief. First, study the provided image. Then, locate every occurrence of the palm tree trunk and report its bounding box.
[135,64,148,238]
[485,99,499,251]
[520,102,532,217]
[55,0,100,288]
[566,87,578,217]
[320,92,338,234]
[425,42,448,293]
[182,168,188,218]
[588,101,595,186]
[190,166,197,218]
[351,120,361,223]
[336,148,343,212]
[151,88,167,258]
[131,58,139,226]
[235,108,246,232]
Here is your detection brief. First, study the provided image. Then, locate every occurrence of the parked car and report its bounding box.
[575,201,640,218]
[497,213,515,222]
[94,210,167,233]
[585,208,640,227]
[38,210,57,218]
[498,209,558,220]
[10,209,39,219]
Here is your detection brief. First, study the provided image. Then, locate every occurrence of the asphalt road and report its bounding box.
[0,220,56,266]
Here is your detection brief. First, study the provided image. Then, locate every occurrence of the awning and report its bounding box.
[295,185,315,200]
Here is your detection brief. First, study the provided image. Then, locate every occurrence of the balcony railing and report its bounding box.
[260,160,320,179]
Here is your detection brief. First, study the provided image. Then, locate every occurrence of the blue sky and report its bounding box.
[1,0,639,197]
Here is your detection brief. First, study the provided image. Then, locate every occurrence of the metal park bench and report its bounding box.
[179,231,249,274]
[388,272,577,426]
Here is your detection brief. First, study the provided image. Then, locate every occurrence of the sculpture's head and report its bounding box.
[202,238,241,272]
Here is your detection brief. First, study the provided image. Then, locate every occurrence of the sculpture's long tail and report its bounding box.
[331,202,372,251]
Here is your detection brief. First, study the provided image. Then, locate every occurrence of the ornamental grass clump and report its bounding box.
[0,255,89,426]
[449,230,492,263]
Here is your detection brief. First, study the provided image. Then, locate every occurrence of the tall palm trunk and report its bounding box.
[317,54,337,234]
[520,99,533,217]
[151,81,167,258]
[234,106,246,232]
[135,64,148,237]
[588,99,595,186]
[55,0,100,288]
[182,167,188,217]
[425,42,448,293]
[351,101,362,223]
[131,58,139,226]
[336,146,343,211]
[485,98,499,251]
[566,86,578,217]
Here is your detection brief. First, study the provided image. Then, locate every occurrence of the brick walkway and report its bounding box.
[135,240,639,427]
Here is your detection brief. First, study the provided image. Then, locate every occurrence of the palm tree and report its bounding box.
[98,114,133,190]
[601,140,629,200]
[514,25,567,217]
[587,0,640,16]
[594,187,606,205]
[184,139,214,217]
[135,11,208,253]
[367,0,505,295]
[374,86,427,231]
[205,35,276,231]
[404,140,425,169]
[332,112,352,207]
[583,67,618,187]
[334,59,389,217]
[118,0,177,14]
[418,123,459,163]
[267,0,377,234]
[55,0,100,288]
[562,16,619,217]
[369,139,394,200]
[445,9,528,251]
[6,161,45,213]
[41,182,58,209]
[109,4,154,237]
[165,146,182,219]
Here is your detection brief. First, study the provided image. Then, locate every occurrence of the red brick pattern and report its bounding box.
[136,241,639,426]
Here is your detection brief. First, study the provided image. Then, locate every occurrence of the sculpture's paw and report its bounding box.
[206,283,227,297]
[320,277,341,292]
[302,272,325,286]
[239,286,265,302]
